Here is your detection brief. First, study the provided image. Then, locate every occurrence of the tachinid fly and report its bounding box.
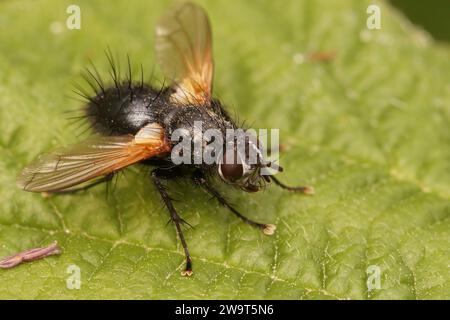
[17,2,313,276]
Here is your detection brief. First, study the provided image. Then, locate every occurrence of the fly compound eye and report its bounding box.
[219,163,243,182]
[218,149,245,183]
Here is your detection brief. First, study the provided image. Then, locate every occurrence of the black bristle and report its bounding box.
[140,63,144,90]
[75,52,172,136]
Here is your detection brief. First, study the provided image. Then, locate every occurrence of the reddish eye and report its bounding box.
[220,163,243,182]
[220,150,244,182]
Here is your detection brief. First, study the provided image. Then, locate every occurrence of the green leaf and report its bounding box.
[0,0,449,299]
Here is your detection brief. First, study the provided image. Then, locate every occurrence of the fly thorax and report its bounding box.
[167,106,230,166]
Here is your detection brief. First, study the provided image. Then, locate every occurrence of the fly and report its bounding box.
[17,2,313,276]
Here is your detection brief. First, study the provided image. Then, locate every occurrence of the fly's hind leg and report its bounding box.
[192,170,276,236]
[151,168,193,276]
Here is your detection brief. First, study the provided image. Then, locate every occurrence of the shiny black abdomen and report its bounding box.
[84,82,236,174]
[86,83,172,136]
[86,83,234,155]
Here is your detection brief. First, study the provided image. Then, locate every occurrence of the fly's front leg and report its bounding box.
[192,170,276,236]
[151,169,193,276]
[270,175,314,195]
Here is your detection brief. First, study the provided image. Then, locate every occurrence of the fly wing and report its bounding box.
[155,2,213,106]
[17,124,170,193]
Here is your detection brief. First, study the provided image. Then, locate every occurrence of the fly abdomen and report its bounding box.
[86,83,170,136]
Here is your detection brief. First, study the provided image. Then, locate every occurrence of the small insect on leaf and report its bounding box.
[15,1,313,276]
[307,50,337,62]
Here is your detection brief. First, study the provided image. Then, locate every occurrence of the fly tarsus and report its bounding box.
[151,169,193,277]
[270,176,314,195]
[192,170,275,235]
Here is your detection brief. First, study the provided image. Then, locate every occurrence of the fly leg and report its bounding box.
[192,170,276,236]
[269,175,314,195]
[151,168,193,276]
